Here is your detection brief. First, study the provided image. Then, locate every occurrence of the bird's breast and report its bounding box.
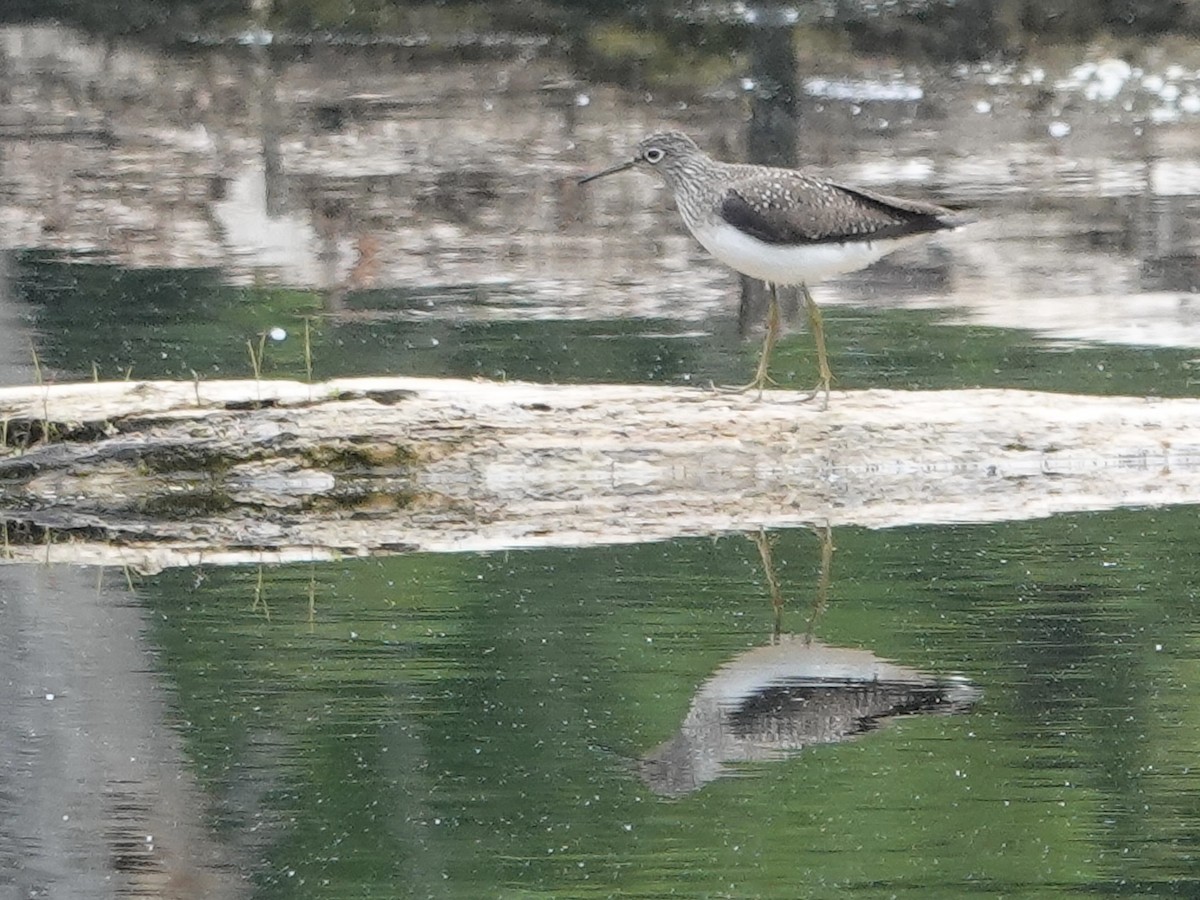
[689,220,923,285]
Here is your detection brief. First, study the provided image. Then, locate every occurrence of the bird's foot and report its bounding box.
[709,373,833,406]
[804,377,832,410]
[710,376,832,406]
[710,372,780,399]
[796,374,835,410]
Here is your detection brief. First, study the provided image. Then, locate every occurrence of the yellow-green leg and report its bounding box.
[751,283,783,393]
[751,529,785,638]
[804,522,834,641]
[750,522,835,641]
[800,283,833,408]
[716,283,781,397]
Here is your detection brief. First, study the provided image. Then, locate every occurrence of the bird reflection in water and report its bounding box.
[639,527,980,798]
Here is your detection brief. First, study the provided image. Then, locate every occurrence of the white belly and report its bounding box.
[691,221,922,285]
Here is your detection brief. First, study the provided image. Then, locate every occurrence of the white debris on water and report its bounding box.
[791,58,1199,127]
[803,77,924,103]
[1065,58,1133,102]
[1050,56,1200,120]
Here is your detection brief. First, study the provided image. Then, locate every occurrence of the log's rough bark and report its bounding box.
[1,376,1198,571]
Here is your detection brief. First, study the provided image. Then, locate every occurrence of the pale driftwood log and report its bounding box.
[1,376,1199,571]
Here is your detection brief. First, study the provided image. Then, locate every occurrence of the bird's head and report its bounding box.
[579,131,705,191]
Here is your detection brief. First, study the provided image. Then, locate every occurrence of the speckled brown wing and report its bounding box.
[719,174,965,246]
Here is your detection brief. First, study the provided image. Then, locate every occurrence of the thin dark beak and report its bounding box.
[578,158,636,185]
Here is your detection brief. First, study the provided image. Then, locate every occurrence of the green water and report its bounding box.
[16,252,1200,397]
[11,254,1200,896]
[137,516,1200,898]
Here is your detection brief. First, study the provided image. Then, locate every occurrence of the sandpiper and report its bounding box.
[580,131,970,404]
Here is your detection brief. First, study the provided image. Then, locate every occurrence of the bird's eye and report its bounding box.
[644,147,665,164]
